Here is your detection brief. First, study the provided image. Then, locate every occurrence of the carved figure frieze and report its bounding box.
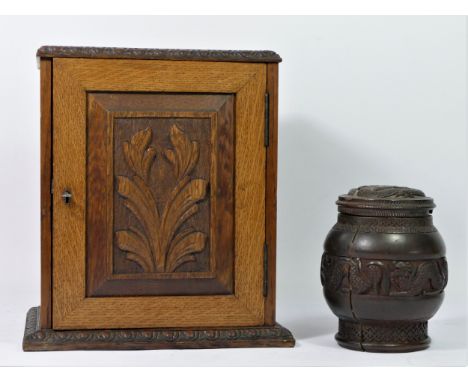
[321,254,448,297]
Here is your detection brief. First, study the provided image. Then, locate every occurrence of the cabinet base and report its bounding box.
[23,307,295,351]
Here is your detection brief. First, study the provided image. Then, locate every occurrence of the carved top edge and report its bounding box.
[37,46,282,63]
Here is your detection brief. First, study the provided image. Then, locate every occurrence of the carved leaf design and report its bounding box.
[123,128,157,181]
[159,178,207,257]
[116,175,162,271]
[115,124,208,273]
[115,229,153,272]
[164,125,200,180]
[166,232,207,272]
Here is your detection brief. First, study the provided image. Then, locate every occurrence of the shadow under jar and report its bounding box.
[321,186,448,353]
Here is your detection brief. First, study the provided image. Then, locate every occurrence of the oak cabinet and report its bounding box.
[23,46,294,350]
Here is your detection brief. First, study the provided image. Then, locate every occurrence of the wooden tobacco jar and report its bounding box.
[321,186,448,352]
[23,46,295,351]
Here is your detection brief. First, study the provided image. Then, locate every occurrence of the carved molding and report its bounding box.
[23,307,295,351]
[116,125,208,273]
[332,215,437,234]
[321,254,448,297]
[37,46,282,63]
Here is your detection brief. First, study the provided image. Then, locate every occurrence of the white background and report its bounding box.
[0,16,466,366]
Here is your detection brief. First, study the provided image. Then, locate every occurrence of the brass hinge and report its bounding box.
[264,93,270,147]
[263,242,268,297]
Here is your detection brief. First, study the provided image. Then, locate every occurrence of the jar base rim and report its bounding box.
[335,319,430,353]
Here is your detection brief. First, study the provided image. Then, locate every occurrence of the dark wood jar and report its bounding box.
[321,186,448,352]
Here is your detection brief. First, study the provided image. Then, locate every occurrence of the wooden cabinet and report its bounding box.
[23,46,294,350]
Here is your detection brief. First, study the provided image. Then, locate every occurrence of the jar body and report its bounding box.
[321,213,448,352]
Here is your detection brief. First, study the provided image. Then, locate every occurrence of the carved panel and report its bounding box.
[86,93,235,297]
[321,254,448,297]
[113,119,210,274]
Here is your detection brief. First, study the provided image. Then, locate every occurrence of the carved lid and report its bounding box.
[337,185,436,217]
[36,46,282,63]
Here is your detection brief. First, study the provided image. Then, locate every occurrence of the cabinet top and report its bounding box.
[37,46,282,63]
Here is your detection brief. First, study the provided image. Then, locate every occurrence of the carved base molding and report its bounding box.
[23,307,295,351]
[335,319,430,353]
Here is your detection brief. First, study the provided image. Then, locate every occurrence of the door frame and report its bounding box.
[51,58,267,329]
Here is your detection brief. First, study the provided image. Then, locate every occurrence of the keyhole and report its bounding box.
[62,190,72,204]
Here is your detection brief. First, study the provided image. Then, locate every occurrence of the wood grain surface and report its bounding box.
[40,58,53,329]
[265,64,279,325]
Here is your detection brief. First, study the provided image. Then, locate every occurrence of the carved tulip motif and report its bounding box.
[115,125,207,273]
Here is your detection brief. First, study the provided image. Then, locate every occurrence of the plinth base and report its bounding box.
[23,307,295,351]
[335,319,430,353]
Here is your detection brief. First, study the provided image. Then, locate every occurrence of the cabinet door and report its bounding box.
[52,58,267,329]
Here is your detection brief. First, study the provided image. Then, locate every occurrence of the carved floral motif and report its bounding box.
[115,125,207,273]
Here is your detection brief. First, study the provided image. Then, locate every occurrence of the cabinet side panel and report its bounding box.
[40,58,53,329]
[265,63,278,325]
